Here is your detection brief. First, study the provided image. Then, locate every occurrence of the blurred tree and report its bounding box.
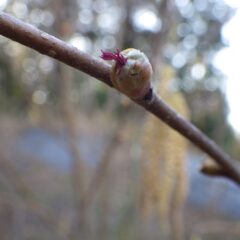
[1,0,238,152]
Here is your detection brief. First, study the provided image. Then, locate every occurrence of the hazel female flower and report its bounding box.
[100,48,152,100]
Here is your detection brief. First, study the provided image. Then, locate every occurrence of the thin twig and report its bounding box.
[0,12,240,185]
[200,159,234,180]
[0,12,111,86]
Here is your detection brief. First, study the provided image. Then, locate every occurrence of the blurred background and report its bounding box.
[0,0,240,239]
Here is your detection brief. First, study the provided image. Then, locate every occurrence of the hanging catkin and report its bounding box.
[140,65,189,240]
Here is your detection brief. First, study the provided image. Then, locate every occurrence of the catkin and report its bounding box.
[140,65,189,239]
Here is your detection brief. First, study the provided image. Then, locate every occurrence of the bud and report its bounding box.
[101,48,152,99]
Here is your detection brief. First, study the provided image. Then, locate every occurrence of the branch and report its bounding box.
[1,12,240,185]
[200,158,235,181]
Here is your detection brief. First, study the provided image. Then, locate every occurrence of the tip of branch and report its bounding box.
[200,158,232,181]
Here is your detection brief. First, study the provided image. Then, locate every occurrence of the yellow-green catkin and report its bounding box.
[140,64,189,240]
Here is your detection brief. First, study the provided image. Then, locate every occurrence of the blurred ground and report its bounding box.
[0,114,240,240]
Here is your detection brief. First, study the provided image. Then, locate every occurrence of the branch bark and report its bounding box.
[0,12,240,185]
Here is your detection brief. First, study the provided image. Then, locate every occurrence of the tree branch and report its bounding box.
[200,159,235,181]
[0,12,240,185]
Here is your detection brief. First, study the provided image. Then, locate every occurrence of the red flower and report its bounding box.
[100,49,128,70]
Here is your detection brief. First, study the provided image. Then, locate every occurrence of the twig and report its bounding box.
[0,12,240,185]
[0,12,111,86]
[200,159,234,180]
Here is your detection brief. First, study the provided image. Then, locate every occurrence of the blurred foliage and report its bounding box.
[0,0,239,155]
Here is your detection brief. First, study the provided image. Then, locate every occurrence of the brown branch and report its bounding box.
[200,158,235,181]
[0,12,112,87]
[0,12,240,185]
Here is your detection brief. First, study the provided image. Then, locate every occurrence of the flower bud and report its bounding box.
[101,48,152,99]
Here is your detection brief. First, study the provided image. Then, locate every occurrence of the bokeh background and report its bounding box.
[0,0,240,239]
